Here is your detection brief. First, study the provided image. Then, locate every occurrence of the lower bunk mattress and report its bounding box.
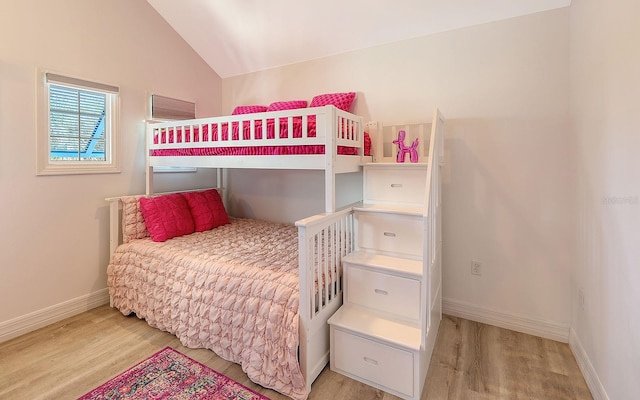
[107,217,307,400]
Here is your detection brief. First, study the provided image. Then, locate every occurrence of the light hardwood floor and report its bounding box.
[0,305,592,399]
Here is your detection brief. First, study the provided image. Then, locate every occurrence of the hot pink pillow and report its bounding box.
[267,100,307,112]
[139,193,195,242]
[309,92,356,112]
[182,189,229,232]
[232,105,268,115]
[364,131,372,156]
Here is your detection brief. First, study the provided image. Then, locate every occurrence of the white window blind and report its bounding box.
[46,73,119,94]
[48,84,107,161]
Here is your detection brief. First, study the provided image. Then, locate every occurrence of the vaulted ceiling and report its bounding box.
[147,0,571,79]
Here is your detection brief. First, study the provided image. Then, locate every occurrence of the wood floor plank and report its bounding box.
[0,307,592,399]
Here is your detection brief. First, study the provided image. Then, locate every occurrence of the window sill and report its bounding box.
[36,164,121,176]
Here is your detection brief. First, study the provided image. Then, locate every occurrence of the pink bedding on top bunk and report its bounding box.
[108,218,308,400]
[151,118,371,157]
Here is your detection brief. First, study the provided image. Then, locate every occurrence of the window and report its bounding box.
[37,72,120,175]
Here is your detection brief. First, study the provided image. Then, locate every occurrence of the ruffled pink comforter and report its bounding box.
[107,218,307,399]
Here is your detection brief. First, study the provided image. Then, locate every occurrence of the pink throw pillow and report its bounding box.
[364,131,372,156]
[232,105,268,115]
[267,100,307,111]
[309,92,356,112]
[121,195,149,243]
[182,189,229,232]
[139,193,195,242]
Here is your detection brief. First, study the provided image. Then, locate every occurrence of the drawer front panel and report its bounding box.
[333,329,414,397]
[346,266,421,321]
[365,168,426,205]
[358,213,423,257]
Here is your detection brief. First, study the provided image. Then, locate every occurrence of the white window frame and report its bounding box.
[37,71,120,175]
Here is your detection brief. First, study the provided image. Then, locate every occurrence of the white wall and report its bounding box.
[0,0,221,332]
[222,9,574,338]
[570,0,640,399]
[224,169,363,223]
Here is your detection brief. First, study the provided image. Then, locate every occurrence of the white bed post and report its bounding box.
[106,196,123,308]
[358,115,365,165]
[325,105,336,213]
[217,168,229,209]
[108,199,121,258]
[297,223,312,393]
[367,121,383,163]
[145,122,154,195]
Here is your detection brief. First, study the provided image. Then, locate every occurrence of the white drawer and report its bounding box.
[365,167,427,206]
[346,265,421,321]
[332,328,414,398]
[357,212,423,257]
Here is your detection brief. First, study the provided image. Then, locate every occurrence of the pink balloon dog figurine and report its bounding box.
[392,130,419,163]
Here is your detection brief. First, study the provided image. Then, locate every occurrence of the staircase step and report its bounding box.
[328,304,422,351]
[343,250,422,278]
[355,203,425,216]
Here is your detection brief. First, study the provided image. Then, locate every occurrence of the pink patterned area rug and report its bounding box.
[78,347,270,400]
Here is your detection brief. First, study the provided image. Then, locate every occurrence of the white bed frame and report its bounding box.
[107,106,443,395]
[145,105,368,213]
[106,194,354,394]
[108,105,371,394]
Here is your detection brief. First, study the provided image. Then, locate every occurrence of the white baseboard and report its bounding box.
[442,297,570,343]
[569,328,609,400]
[0,288,110,343]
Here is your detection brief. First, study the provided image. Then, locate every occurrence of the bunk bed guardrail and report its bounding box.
[295,206,355,390]
[144,105,368,213]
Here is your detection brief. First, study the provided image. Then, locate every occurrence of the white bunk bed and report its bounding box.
[107,104,369,399]
[106,105,444,399]
[145,104,368,213]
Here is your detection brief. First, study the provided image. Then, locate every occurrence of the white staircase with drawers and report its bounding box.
[328,151,443,399]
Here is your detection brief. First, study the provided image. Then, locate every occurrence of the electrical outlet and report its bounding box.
[578,288,585,310]
[471,260,482,276]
